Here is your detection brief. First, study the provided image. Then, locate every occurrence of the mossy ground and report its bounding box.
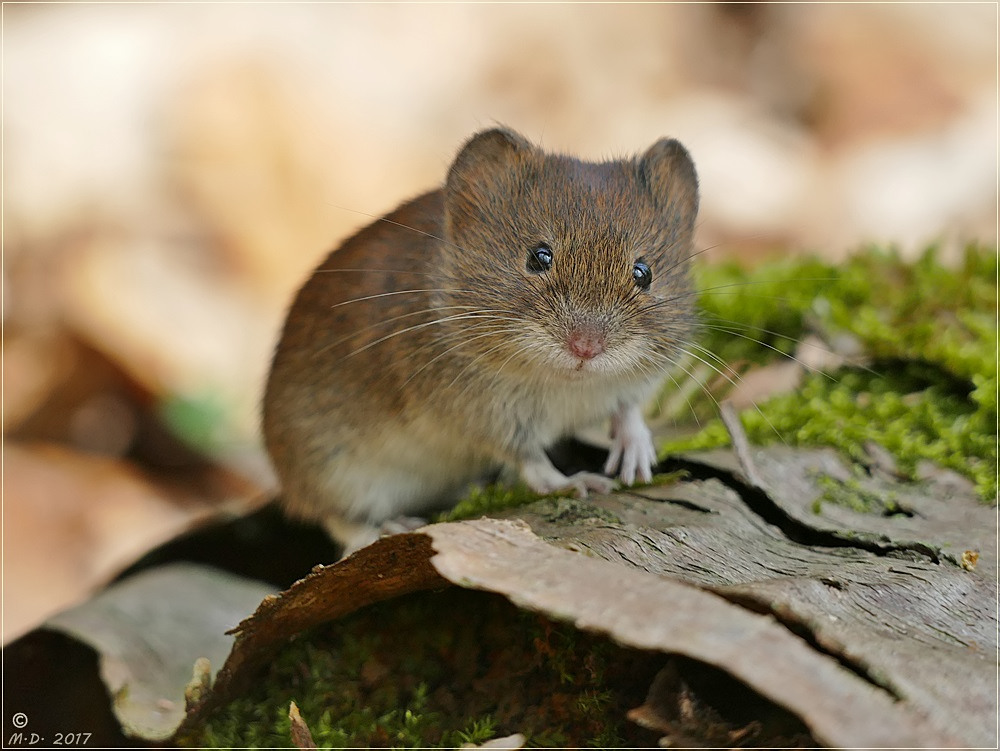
[184,588,814,749]
[435,483,542,523]
[183,589,667,749]
[662,244,997,504]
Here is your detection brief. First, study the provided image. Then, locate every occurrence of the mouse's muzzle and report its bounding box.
[566,324,607,361]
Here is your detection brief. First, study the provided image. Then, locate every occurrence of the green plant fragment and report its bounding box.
[662,245,997,504]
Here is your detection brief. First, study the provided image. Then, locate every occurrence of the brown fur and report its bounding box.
[263,127,699,550]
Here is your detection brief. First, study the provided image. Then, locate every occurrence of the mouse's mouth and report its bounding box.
[571,352,612,372]
[539,347,637,382]
[559,349,613,377]
[525,324,628,377]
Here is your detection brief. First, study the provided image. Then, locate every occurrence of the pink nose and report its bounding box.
[567,327,606,360]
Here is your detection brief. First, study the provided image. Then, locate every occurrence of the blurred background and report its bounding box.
[2,3,996,641]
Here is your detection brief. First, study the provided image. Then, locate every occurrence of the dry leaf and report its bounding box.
[2,442,264,642]
[59,232,277,460]
[723,359,803,410]
[961,550,980,571]
[1,331,75,433]
[46,563,277,740]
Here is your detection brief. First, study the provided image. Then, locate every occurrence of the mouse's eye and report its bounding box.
[633,261,653,290]
[526,244,554,274]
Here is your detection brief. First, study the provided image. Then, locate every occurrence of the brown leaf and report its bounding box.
[723,359,803,409]
[185,531,446,722]
[164,59,349,306]
[961,550,980,571]
[46,563,277,741]
[58,232,279,472]
[2,442,265,642]
[1,331,75,433]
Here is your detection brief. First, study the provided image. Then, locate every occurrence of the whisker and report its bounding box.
[402,327,521,388]
[694,277,837,296]
[668,342,787,445]
[654,349,726,425]
[699,322,818,368]
[654,242,717,281]
[312,267,447,279]
[447,335,529,393]
[328,287,477,311]
[647,279,839,314]
[485,340,538,392]
[341,312,524,360]
[669,340,738,380]
[651,352,705,429]
[321,304,505,353]
[700,316,877,378]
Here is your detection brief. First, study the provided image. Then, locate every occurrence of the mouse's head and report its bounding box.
[439,127,699,383]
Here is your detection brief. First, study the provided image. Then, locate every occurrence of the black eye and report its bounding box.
[526,244,553,274]
[633,261,652,290]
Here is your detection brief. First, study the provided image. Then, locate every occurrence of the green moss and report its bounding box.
[434,483,542,523]
[438,472,686,524]
[811,474,903,515]
[180,589,664,749]
[662,245,997,504]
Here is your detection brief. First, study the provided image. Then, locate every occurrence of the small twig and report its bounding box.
[289,701,317,751]
[720,401,765,490]
[461,733,527,749]
[183,657,212,713]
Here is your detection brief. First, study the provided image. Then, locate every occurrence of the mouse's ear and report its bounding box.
[446,127,533,195]
[639,138,700,228]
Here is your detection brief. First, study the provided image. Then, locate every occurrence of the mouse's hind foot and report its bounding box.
[519,455,616,498]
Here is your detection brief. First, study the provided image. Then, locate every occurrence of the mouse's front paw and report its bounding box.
[604,403,658,486]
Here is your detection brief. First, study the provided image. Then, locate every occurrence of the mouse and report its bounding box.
[262,127,699,555]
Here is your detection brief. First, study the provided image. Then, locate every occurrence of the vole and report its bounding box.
[263,127,699,554]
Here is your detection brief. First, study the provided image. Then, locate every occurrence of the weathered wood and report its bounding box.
[180,445,996,748]
[504,446,997,748]
[180,532,447,729]
[424,518,960,748]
